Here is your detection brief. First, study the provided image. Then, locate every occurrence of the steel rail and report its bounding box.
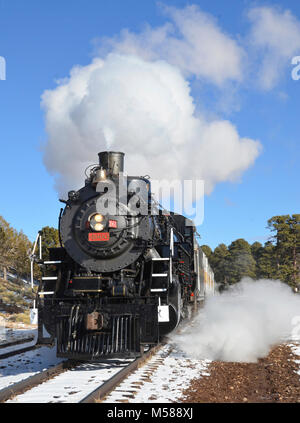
[0,360,76,403]
[80,344,163,403]
[0,341,166,403]
[0,344,39,360]
[0,336,35,349]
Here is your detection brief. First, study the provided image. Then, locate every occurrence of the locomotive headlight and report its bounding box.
[94,213,103,223]
[94,222,104,231]
[89,213,105,231]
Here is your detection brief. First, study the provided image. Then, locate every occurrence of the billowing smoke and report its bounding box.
[172,278,300,362]
[41,53,260,198]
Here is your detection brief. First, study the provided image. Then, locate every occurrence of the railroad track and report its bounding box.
[0,359,75,402]
[0,344,39,360]
[0,317,202,403]
[81,344,162,403]
[0,344,163,403]
[0,337,38,360]
[0,336,35,349]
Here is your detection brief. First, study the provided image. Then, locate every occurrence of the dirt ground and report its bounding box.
[181,343,300,403]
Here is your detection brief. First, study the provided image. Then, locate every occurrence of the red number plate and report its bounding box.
[88,232,110,242]
[109,219,117,228]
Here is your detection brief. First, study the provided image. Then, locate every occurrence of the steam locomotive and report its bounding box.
[36,151,214,359]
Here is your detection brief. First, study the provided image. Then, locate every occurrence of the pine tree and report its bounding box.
[257,241,276,279]
[210,243,230,285]
[290,214,300,287]
[0,216,18,280]
[251,241,264,278]
[39,226,60,261]
[0,216,34,281]
[199,214,299,290]
[226,239,256,284]
[201,245,212,261]
[267,215,300,287]
[12,231,32,278]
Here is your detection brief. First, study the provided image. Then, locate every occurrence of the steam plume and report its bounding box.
[172,278,300,362]
[41,54,260,197]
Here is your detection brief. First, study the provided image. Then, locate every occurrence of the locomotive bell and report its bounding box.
[92,167,107,184]
[98,151,124,177]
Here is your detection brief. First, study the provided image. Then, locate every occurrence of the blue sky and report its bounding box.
[0,0,299,250]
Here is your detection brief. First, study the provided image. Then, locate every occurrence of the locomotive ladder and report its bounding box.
[150,227,174,294]
[39,260,63,297]
[30,232,63,346]
[37,258,64,346]
[150,257,170,293]
[30,231,62,298]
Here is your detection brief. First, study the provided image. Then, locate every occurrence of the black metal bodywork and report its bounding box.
[37,151,201,360]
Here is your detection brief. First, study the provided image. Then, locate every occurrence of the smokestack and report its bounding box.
[98,151,125,177]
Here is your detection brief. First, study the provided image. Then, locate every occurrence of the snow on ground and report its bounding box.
[290,341,300,356]
[0,327,37,344]
[0,326,5,342]
[289,341,300,376]
[0,328,38,357]
[0,324,209,403]
[1,344,210,403]
[0,345,64,389]
[7,359,133,403]
[103,345,211,403]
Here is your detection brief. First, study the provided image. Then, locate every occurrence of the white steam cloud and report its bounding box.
[41,4,300,195]
[172,278,300,363]
[98,4,245,86]
[41,53,260,197]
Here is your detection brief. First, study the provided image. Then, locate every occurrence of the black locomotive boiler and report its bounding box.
[36,151,214,359]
